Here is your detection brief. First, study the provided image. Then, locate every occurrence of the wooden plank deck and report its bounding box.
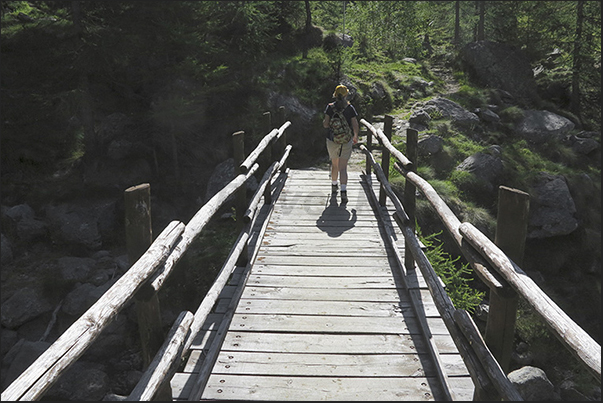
[171,168,474,401]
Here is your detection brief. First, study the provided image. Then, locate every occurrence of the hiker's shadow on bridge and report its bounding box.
[315,193,357,237]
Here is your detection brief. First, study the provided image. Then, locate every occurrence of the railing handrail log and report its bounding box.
[127,310,194,401]
[396,164,509,295]
[360,118,413,169]
[244,144,293,224]
[239,128,279,174]
[459,222,602,382]
[360,147,409,224]
[1,221,185,401]
[454,309,524,401]
[182,228,250,355]
[360,145,508,398]
[275,120,291,141]
[149,164,259,292]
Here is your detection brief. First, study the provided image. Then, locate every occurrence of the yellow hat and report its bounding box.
[333,85,349,98]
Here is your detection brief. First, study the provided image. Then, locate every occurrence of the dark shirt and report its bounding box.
[324,102,358,128]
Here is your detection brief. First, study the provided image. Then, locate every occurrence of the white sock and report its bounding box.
[332,180,338,186]
[341,184,347,191]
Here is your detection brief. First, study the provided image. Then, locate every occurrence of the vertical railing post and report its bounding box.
[484,186,529,373]
[232,130,248,264]
[278,106,287,171]
[263,111,273,204]
[365,126,373,176]
[379,115,393,206]
[404,128,418,272]
[125,183,171,401]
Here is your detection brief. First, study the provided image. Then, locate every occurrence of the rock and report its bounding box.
[516,110,575,144]
[58,256,96,282]
[424,97,480,129]
[528,173,578,239]
[0,287,53,329]
[559,380,589,401]
[508,366,555,401]
[566,135,600,155]
[456,149,504,193]
[2,340,51,390]
[1,233,13,265]
[204,158,259,203]
[1,204,48,244]
[417,135,444,156]
[461,40,539,106]
[45,203,103,252]
[409,110,431,131]
[0,328,18,356]
[476,107,500,124]
[62,283,97,317]
[46,361,110,401]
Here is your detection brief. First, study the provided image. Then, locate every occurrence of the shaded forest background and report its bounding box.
[1,0,601,399]
[2,1,600,192]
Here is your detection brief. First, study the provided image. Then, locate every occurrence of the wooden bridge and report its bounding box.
[2,111,600,401]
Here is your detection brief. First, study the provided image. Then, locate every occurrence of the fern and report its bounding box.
[418,228,484,313]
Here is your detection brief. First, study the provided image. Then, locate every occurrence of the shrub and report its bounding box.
[418,228,485,313]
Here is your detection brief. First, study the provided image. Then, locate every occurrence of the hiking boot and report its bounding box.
[341,190,348,204]
[331,184,338,194]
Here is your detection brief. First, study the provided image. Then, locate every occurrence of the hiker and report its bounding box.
[323,84,359,204]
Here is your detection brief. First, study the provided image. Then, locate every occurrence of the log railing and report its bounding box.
[359,116,601,399]
[1,108,293,402]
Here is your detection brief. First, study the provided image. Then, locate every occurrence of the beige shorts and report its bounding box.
[326,139,353,160]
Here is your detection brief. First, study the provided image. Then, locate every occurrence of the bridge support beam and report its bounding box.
[125,183,172,401]
[379,115,393,206]
[404,128,418,273]
[233,130,248,266]
[475,186,529,400]
[486,186,529,370]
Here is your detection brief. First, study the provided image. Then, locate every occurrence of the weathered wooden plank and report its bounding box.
[261,231,402,243]
[250,264,428,289]
[220,331,460,355]
[258,239,389,250]
[251,263,394,276]
[253,254,394,266]
[211,351,452,377]
[239,286,436,303]
[228,313,449,335]
[235,299,440,317]
[200,374,466,401]
[244,274,397,289]
[256,248,393,258]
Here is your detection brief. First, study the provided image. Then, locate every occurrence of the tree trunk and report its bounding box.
[570,0,584,118]
[454,1,461,47]
[477,1,485,41]
[71,1,96,161]
[302,0,311,59]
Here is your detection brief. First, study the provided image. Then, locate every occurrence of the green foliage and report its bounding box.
[498,106,525,124]
[418,228,485,313]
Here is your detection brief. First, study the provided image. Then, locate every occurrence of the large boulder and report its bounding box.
[516,110,575,144]
[203,158,259,204]
[527,172,578,239]
[456,146,504,193]
[424,97,480,129]
[461,40,540,106]
[1,287,53,330]
[507,366,555,401]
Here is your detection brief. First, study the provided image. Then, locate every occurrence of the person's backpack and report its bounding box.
[329,104,352,144]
